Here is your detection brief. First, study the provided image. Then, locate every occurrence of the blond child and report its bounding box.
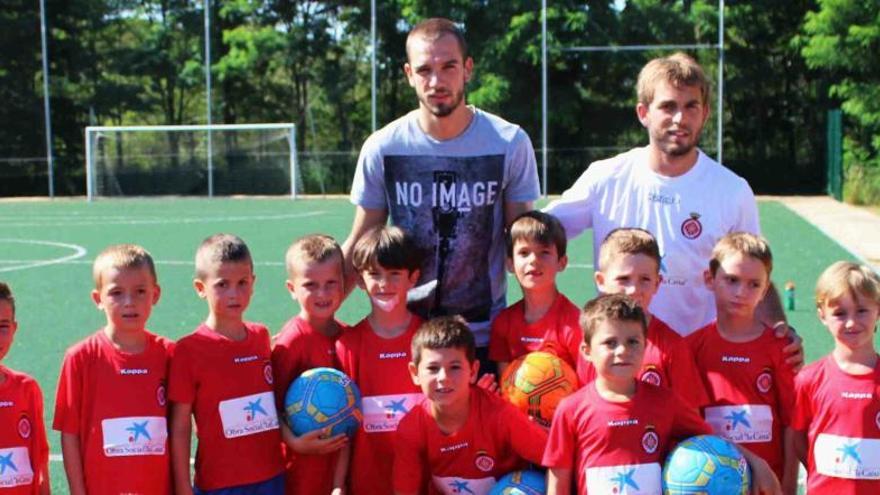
[54,244,171,494]
[168,234,283,494]
[687,232,795,485]
[272,234,349,495]
[546,293,780,494]
[583,228,708,408]
[335,225,424,494]
[0,283,49,494]
[489,211,581,375]
[789,262,880,493]
[393,316,547,495]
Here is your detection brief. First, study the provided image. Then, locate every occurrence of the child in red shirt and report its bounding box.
[789,262,880,494]
[544,293,778,495]
[54,244,171,494]
[579,228,708,408]
[0,283,49,494]
[169,234,283,494]
[489,211,581,375]
[687,232,795,486]
[336,225,424,494]
[393,316,547,495]
[272,234,349,495]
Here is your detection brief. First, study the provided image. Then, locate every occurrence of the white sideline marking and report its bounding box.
[2,211,326,228]
[568,263,594,269]
[0,239,88,273]
[0,259,284,267]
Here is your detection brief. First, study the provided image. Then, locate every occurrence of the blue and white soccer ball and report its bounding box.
[284,367,362,438]
[663,435,750,494]
[488,470,547,495]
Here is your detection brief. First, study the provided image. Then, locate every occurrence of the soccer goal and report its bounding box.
[84,123,298,201]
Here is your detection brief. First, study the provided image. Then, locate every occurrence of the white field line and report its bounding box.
[0,258,284,268]
[0,239,88,273]
[2,211,326,228]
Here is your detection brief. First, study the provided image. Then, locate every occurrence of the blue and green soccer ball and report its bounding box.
[488,470,547,495]
[663,435,750,494]
[284,367,362,438]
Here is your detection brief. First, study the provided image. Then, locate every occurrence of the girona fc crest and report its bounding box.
[640,367,662,387]
[681,212,703,240]
[642,428,659,454]
[756,370,773,394]
[263,362,274,385]
[875,411,880,431]
[156,383,167,407]
[18,415,31,439]
[474,451,495,472]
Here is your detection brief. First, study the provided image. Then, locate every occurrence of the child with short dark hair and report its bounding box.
[789,262,880,493]
[545,293,778,495]
[336,226,424,494]
[54,244,171,495]
[169,234,283,495]
[0,282,49,494]
[393,316,547,495]
[687,232,795,485]
[583,228,708,408]
[489,211,581,375]
[272,234,349,495]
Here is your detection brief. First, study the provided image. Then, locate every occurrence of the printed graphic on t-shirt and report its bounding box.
[218,391,279,439]
[0,447,33,488]
[384,155,503,322]
[585,462,662,495]
[433,475,496,495]
[704,404,773,444]
[362,393,423,433]
[815,433,880,480]
[102,416,167,457]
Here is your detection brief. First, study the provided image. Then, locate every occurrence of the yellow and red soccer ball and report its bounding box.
[500,351,578,427]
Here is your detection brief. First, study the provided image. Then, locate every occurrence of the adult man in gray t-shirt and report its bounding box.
[344,18,540,349]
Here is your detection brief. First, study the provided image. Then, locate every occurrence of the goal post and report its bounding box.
[84,123,298,201]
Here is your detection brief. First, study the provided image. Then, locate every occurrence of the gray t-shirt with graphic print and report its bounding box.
[350,107,540,345]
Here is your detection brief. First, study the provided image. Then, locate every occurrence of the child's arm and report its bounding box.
[496,361,509,378]
[547,468,572,495]
[60,432,86,495]
[735,446,782,495]
[280,420,348,455]
[170,401,194,495]
[782,427,803,495]
[331,443,351,495]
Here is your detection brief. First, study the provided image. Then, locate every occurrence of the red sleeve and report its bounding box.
[773,342,797,427]
[488,312,512,363]
[392,410,426,493]
[790,370,813,432]
[29,379,49,472]
[670,392,713,441]
[541,396,576,469]
[52,347,82,433]
[502,402,549,465]
[665,342,710,409]
[167,341,196,404]
[335,331,359,383]
[271,335,304,409]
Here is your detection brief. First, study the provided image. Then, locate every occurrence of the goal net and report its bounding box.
[84,123,298,200]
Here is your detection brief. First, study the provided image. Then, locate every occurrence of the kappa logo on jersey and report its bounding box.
[156,382,167,407]
[756,369,773,394]
[16,415,30,440]
[642,427,659,454]
[640,367,662,387]
[263,362,273,385]
[680,212,703,240]
[474,450,495,472]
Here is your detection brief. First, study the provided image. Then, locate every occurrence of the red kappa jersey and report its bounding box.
[792,355,880,493]
[489,293,582,369]
[0,367,48,495]
[543,381,711,494]
[393,387,548,495]
[686,323,795,478]
[53,330,172,494]
[336,316,423,494]
[577,316,710,408]
[271,316,346,495]
[168,322,283,491]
